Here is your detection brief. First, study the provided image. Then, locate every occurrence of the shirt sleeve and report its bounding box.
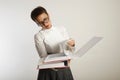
[34,33,48,58]
[34,33,48,66]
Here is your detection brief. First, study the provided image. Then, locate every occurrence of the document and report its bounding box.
[44,53,71,63]
[38,62,67,69]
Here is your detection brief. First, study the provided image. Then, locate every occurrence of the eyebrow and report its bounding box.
[37,17,49,25]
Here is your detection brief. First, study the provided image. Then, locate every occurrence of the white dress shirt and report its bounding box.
[34,26,71,65]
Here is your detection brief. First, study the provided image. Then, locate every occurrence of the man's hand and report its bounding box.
[67,38,75,47]
[67,59,71,66]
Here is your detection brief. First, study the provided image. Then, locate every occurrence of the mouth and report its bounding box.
[45,25,52,29]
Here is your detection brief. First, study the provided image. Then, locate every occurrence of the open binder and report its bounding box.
[38,36,103,69]
[44,53,71,63]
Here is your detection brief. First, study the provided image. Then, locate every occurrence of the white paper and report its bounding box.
[44,36,103,63]
[39,62,66,69]
[71,36,103,58]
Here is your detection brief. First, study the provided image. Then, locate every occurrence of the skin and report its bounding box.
[36,13,52,29]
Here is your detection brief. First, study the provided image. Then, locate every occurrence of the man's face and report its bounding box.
[36,13,52,29]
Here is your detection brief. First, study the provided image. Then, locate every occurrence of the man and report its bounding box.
[31,6,75,80]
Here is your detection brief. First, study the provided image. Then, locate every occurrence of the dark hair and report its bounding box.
[31,6,48,21]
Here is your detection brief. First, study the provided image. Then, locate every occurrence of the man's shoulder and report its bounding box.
[34,31,39,37]
[34,30,44,40]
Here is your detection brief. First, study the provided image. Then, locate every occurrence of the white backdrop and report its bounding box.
[0,0,120,80]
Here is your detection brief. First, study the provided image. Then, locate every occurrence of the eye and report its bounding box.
[40,17,49,24]
[44,17,49,23]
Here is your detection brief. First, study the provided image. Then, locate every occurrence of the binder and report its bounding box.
[38,36,103,69]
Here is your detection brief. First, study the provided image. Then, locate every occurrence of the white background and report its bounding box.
[0,0,120,80]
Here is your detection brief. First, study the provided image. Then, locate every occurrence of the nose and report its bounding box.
[43,22,49,26]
